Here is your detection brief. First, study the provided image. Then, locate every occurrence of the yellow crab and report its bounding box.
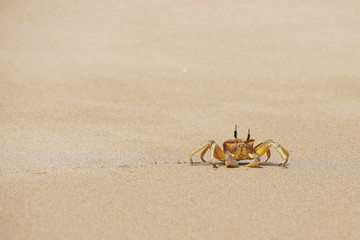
[190,126,289,168]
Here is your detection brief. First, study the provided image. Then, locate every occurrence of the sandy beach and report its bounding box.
[1,0,360,239]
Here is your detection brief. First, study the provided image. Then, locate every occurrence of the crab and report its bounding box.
[189,126,289,168]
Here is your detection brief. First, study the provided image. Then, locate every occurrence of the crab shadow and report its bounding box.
[191,161,288,169]
[261,162,289,168]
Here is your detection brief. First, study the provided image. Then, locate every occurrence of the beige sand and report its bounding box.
[1,0,360,239]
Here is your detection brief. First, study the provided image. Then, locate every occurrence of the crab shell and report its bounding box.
[223,139,255,160]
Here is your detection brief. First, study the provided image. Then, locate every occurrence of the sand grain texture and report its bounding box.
[1,0,360,239]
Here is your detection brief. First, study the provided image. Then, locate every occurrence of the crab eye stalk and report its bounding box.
[247,129,250,141]
[234,125,238,139]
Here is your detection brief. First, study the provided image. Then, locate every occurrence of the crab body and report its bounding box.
[190,126,289,168]
[223,139,255,160]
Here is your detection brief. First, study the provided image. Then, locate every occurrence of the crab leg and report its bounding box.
[200,144,211,162]
[264,149,271,163]
[210,143,226,168]
[189,140,214,165]
[253,139,289,166]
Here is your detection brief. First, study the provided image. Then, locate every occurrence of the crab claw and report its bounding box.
[225,154,238,168]
[246,156,260,167]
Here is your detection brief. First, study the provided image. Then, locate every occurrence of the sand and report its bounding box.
[1,0,360,239]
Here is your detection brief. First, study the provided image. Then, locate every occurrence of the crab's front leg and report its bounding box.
[253,139,289,166]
